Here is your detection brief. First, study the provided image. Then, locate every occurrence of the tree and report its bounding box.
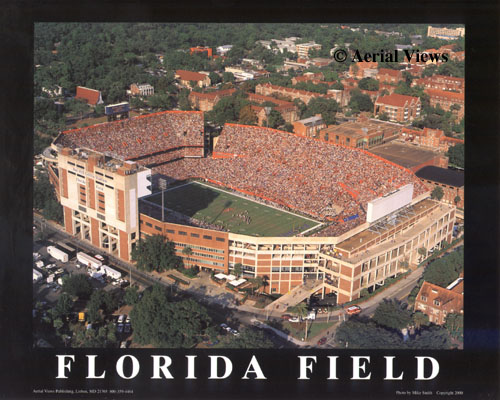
[444,313,463,341]
[182,246,193,256]
[454,195,461,206]
[208,71,221,85]
[446,143,464,168]
[222,72,235,83]
[238,105,258,125]
[348,89,373,113]
[379,112,390,121]
[335,319,404,349]
[62,274,93,299]
[423,247,464,287]
[410,325,452,349]
[417,247,427,259]
[130,285,212,348]
[372,299,412,331]
[86,290,117,324]
[131,234,182,273]
[358,77,379,91]
[64,98,89,120]
[283,123,294,133]
[124,286,140,306]
[52,293,74,320]
[331,82,344,90]
[266,109,285,129]
[233,263,243,277]
[303,97,338,125]
[412,311,430,331]
[431,186,444,201]
[33,171,63,223]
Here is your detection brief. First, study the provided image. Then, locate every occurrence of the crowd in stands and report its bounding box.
[148,124,428,236]
[57,112,428,237]
[55,111,204,160]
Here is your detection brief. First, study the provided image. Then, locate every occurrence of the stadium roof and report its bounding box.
[415,166,464,187]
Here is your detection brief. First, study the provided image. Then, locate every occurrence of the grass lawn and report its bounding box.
[143,181,319,237]
[282,320,336,340]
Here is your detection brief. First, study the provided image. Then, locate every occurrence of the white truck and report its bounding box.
[101,265,122,280]
[33,269,43,282]
[46,274,55,284]
[47,246,69,263]
[77,252,102,269]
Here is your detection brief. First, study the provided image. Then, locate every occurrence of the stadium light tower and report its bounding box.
[159,178,167,222]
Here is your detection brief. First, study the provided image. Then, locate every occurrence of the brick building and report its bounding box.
[255,83,338,105]
[377,68,404,84]
[188,88,236,112]
[175,70,211,89]
[412,75,464,93]
[414,280,464,325]
[75,86,103,106]
[190,46,213,58]
[319,117,401,148]
[415,166,464,208]
[425,89,465,120]
[374,93,421,123]
[349,61,378,79]
[292,115,326,137]
[247,92,298,125]
[56,147,152,262]
[400,127,464,153]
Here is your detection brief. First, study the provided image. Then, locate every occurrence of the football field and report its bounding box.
[143,181,320,237]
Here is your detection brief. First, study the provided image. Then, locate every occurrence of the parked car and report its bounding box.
[118,314,126,324]
[346,305,362,315]
[230,329,239,336]
[289,317,300,323]
[124,323,131,334]
[117,324,124,333]
[317,337,327,346]
[281,314,292,320]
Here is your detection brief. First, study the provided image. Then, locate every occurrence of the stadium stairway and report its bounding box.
[264,279,324,313]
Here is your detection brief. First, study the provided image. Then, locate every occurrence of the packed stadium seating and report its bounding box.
[56,114,428,237]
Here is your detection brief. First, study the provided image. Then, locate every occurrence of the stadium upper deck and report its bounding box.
[53,113,428,237]
[53,110,205,160]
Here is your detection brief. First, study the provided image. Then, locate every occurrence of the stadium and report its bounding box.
[46,111,456,304]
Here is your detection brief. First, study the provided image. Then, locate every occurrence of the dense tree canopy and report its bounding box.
[423,246,464,287]
[62,274,93,299]
[446,143,464,168]
[33,171,63,223]
[357,77,379,91]
[372,299,412,331]
[130,285,213,348]
[131,234,182,273]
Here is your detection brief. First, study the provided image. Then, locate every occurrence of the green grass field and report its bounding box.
[143,182,319,237]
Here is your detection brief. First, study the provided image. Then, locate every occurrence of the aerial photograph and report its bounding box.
[33,23,465,350]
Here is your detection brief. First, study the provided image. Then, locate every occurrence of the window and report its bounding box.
[166,229,175,234]
[95,171,103,176]
[215,237,225,242]
[68,170,76,175]
[145,222,152,227]
[155,226,162,232]
[433,300,440,306]
[131,232,136,240]
[68,161,75,166]
[97,213,105,221]
[421,295,427,302]
[104,175,114,180]
[190,233,200,238]
[203,235,212,240]
[178,231,187,236]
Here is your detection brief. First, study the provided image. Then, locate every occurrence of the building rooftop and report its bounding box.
[369,142,440,169]
[375,93,420,107]
[415,166,464,187]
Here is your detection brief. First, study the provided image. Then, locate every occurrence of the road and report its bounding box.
[34,214,459,348]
